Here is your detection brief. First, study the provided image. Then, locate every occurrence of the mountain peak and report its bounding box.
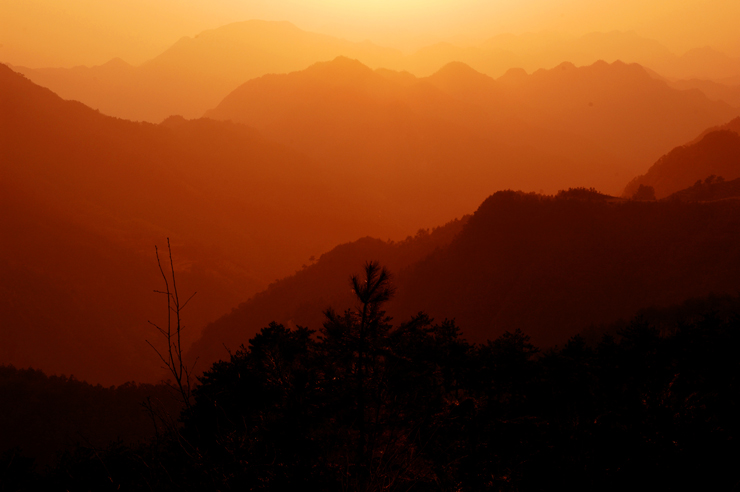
[497,67,529,85]
[303,56,375,81]
[101,57,131,68]
[433,61,484,78]
[426,61,495,91]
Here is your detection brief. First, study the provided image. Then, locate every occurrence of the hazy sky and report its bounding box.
[2,0,740,67]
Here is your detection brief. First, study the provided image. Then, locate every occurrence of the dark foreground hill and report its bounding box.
[189,188,740,367]
[7,291,740,490]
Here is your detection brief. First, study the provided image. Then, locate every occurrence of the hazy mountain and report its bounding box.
[0,64,416,384]
[402,42,522,78]
[477,31,740,82]
[660,47,740,81]
[434,59,737,171]
[476,31,673,76]
[11,22,740,125]
[623,118,740,198]
[12,20,403,122]
[667,79,740,108]
[188,188,740,368]
[207,57,737,198]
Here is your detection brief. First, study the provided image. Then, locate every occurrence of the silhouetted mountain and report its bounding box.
[187,218,468,368]
[478,31,740,82]
[664,175,740,202]
[687,116,740,143]
[13,23,740,125]
[668,78,740,108]
[207,57,737,197]
[207,56,616,219]
[13,20,403,122]
[402,42,521,78]
[624,120,740,198]
[476,31,674,76]
[428,59,738,173]
[0,64,420,384]
[188,188,740,368]
[666,46,740,80]
[395,190,740,345]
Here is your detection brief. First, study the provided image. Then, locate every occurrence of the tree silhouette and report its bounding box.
[632,184,656,200]
[146,238,197,410]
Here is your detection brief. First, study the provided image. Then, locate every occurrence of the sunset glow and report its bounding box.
[3,0,740,67]
[2,0,740,487]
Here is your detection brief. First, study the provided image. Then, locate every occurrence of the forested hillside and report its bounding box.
[189,187,740,368]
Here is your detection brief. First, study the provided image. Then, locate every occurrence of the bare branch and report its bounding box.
[147,238,196,411]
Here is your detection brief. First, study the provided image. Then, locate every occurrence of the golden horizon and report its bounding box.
[2,0,740,68]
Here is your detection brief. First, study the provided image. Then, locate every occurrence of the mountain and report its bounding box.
[429,59,738,172]
[206,56,613,223]
[0,64,416,384]
[187,218,468,367]
[476,31,673,75]
[402,42,522,78]
[189,188,740,368]
[660,47,740,81]
[667,78,740,108]
[623,118,740,198]
[206,57,737,198]
[664,175,740,202]
[12,23,740,125]
[12,20,403,122]
[477,32,740,82]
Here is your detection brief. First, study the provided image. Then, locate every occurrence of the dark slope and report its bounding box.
[623,122,740,198]
[665,175,740,202]
[188,188,740,366]
[186,218,467,368]
[0,64,404,384]
[394,190,740,346]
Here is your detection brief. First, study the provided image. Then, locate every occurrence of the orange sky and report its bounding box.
[2,0,740,68]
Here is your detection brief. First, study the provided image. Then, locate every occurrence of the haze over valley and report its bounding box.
[3,2,740,488]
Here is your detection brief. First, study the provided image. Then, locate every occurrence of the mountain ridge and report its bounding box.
[11,22,740,123]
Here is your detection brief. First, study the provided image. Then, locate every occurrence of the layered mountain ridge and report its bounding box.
[10,21,740,124]
[189,187,740,370]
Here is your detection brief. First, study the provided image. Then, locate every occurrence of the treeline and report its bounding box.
[0,367,180,467]
[5,263,739,491]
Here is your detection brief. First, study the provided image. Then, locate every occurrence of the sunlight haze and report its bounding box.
[2,0,740,67]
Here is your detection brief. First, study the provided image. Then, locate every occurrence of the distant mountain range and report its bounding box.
[11,21,404,122]
[205,56,737,197]
[9,21,740,123]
